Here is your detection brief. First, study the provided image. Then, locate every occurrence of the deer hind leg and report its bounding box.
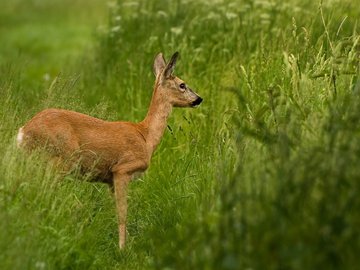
[113,172,131,249]
[51,135,81,174]
[50,155,77,175]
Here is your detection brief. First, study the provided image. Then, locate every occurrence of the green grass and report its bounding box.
[0,0,360,269]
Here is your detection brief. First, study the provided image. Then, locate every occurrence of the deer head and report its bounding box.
[153,52,203,107]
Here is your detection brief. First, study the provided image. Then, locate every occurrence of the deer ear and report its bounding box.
[153,53,166,77]
[163,52,179,79]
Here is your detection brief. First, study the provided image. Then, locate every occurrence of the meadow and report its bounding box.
[0,0,359,269]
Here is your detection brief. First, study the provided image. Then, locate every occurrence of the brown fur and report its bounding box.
[17,52,202,249]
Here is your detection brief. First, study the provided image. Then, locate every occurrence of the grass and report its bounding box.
[0,0,360,269]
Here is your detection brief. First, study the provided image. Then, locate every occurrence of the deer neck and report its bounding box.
[141,85,172,153]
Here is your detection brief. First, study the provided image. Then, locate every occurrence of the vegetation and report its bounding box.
[0,0,359,269]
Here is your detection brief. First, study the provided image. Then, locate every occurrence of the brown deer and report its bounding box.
[16,52,202,249]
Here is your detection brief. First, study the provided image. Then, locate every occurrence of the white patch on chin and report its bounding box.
[16,127,24,147]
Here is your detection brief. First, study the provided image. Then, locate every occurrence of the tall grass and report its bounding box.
[0,0,359,269]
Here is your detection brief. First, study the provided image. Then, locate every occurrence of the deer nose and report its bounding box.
[191,97,203,107]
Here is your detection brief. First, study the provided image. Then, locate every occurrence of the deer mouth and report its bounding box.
[191,97,203,107]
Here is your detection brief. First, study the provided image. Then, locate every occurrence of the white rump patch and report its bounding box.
[16,127,24,147]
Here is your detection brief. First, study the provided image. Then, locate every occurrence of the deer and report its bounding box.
[16,52,203,249]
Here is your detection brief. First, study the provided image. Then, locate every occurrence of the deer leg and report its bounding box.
[113,172,131,249]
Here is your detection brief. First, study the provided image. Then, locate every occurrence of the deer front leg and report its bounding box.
[113,172,131,249]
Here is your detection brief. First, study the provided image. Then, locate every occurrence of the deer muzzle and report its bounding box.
[191,96,203,107]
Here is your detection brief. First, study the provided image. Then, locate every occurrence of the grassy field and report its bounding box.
[0,0,360,269]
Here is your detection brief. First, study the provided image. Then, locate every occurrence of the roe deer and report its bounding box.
[17,52,202,249]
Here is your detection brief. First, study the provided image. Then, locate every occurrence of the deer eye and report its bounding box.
[179,83,186,89]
